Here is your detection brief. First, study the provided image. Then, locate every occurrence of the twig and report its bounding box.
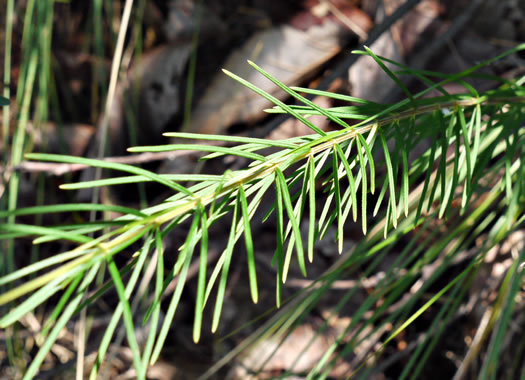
[322,0,368,41]
[13,150,196,176]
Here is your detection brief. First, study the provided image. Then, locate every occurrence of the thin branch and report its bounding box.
[13,150,197,176]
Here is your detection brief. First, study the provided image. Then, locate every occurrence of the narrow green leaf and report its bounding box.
[457,106,472,207]
[128,143,266,162]
[39,273,84,340]
[400,128,409,217]
[0,203,146,218]
[428,113,448,213]
[289,87,380,105]
[60,174,223,190]
[355,135,368,234]
[151,210,200,363]
[222,68,326,136]
[275,176,284,306]
[470,104,481,175]
[211,197,239,333]
[373,179,388,217]
[107,257,144,377]
[239,185,258,304]
[22,264,100,380]
[193,203,208,343]
[332,147,343,253]
[307,156,316,263]
[203,239,229,307]
[81,239,152,374]
[504,134,514,206]
[265,104,378,120]
[336,143,358,222]
[357,133,375,194]
[209,171,231,216]
[480,245,525,378]
[0,224,92,244]
[141,232,164,368]
[382,264,473,350]
[0,268,81,328]
[380,132,398,229]
[164,132,297,149]
[506,157,522,229]
[363,46,414,103]
[248,60,350,130]
[276,169,306,277]
[440,118,461,218]
[317,149,337,239]
[415,137,438,224]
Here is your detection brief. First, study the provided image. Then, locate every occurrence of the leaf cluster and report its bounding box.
[1,44,525,379]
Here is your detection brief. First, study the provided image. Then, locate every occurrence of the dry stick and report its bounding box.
[14,150,197,176]
[322,0,368,41]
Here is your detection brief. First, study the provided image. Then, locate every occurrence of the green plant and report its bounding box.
[1,10,525,376]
